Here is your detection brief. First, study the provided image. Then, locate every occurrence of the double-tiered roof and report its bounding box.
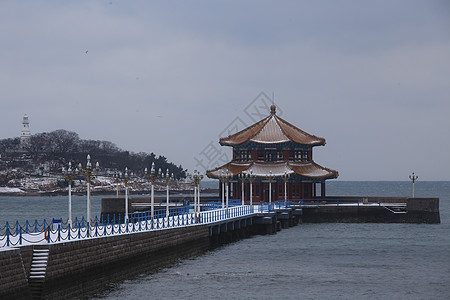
[219,105,325,146]
[207,105,338,181]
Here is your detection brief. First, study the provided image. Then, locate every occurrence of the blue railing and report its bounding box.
[0,203,258,248]
[0,197,393,248]
[204,201,222,211]
[128,206,189,223]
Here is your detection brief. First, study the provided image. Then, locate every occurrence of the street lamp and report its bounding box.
[189,170,204,215]
[164,169,174,217]
[145,162,160,219]
[281,171,290,201]
[238,173,246,205]
[113,171,121,198]
[409,172,418,198]
[188,172,196,214]
[78,154,99,223]
[267,170,274,203]
[247,170,256,205]
[117,168,133,222]
[197,171,204,214]
[219,170,226,208]
[224,169,233,209]
[62,162,77,226]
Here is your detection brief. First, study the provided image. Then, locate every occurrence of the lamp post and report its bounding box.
[189,170,204,215]
[196,171,204,214]
[62,162,77,226]
[77,154,99,223]
[164,169,174,217]
[267,170,274,203]
[409,172,418,198]
[238,173,246,206]
[281,171,290,201]
[247,170,256,205]
[113,172,121,198]
[145,162,160,220]
[224,169,232,209]
[118,168,132,222]
[188,172,197,214]
[219,170,225,208]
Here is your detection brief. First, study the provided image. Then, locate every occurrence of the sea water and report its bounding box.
[94,181,450,300]
[0,182,449,299]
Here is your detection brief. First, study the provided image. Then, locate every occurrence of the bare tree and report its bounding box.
[47,130,80,158]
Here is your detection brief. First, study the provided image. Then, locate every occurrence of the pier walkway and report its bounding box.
[0,197,413,249]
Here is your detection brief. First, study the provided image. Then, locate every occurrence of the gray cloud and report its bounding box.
[0,0,449,180]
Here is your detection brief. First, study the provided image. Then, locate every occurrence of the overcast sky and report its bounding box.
[1,1,449,180]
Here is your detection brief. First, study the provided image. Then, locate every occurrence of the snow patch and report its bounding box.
[0,187,24,193]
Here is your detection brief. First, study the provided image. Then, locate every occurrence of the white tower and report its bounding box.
[20,114,31,143]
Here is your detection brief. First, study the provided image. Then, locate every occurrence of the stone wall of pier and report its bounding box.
[40,225,210,299]
[0,248,32,299]
[302,197,440,223]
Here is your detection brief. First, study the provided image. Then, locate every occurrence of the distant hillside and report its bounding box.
[0,129,187,185]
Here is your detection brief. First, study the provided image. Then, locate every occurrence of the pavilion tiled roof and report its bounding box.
[206,161,338,180]
[219,106,325,146]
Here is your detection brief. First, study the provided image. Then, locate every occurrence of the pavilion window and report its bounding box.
[302,151,308,161]
[266,151,275,162]
[294,150,302,162]
[234,150,239,161]
[289,150,294,161]
[240,150,247,161]
[257,150,264,161]
[277,151,283,161]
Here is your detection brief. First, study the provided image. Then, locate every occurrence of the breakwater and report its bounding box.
[301,197,440,223]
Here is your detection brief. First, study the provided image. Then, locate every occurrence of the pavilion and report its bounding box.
[206,105,338,203]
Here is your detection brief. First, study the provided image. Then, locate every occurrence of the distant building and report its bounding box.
[20,114,31,144]
[206,105,338,202]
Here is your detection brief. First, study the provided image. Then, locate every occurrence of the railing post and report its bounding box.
[35,219,38,233]
[19,226,22,245]
[68,223,71,241]
[26,220,29,233]
[6,222,9,247]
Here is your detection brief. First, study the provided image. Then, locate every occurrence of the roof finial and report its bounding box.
[270,92,276,115]
[270,104,276,115]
